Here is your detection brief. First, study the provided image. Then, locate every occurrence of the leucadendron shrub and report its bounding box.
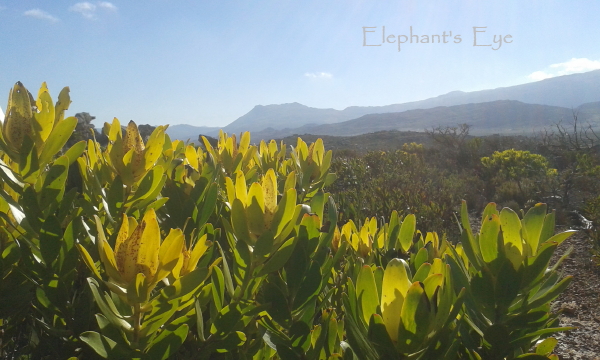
[0,82,573,360]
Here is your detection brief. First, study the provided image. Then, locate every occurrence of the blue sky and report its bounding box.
[1,1,600,127]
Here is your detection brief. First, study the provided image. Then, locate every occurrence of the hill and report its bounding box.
[222,70,600,134]
[165,124,220,142]
[249,100,600,139]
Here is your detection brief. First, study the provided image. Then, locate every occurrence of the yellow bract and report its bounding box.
[79,209,184,293]
[107,118,167,186]
[172,233,212,278]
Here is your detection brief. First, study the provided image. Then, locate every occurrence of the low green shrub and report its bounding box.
[0,82,573,360]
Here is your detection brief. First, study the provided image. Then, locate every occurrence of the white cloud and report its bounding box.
[0,105,4,123]
[304,72,333,79]
[528,71,554,81]
[70,2,117,19]
[70,2,96,18]
[24,9,59,22]
[528,58,600,81]
[98,2,117,11]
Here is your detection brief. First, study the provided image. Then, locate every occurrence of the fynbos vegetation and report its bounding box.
[0,82,588,359]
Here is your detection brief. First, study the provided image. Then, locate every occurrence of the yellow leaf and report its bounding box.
[108,118,122,142]
[54,86,71,125]
[185,144,199,171]
[155,228,184,283]
[234,170,247,204]
[33,83,55,147]
[262,169,277,224]
[239,132,250,155]
[381,258,412,342]
[94,216,125,284]
[185,234,211,276]
[135,209,160,281]
[114,214,130,259]
[3,82,33,152]
[313,138,324,166]
[143,127,165,171]
[118,217,146,283]
[225,176,235,206]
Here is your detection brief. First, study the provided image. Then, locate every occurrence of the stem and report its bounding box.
[234,261,255,301]
[132,303,142,348]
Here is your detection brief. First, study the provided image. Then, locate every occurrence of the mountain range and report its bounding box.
[165,69,600,141]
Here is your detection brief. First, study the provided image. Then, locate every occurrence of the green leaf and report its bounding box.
[232,198,252,245]
[535,337,558,356]
[257,236,298,276]
[126,165,164,206]
[397,282,431,354]
[381,258,411,343]
[84,279,131,328]
[18,135,39,183]
[495,259,521,309]
[460,201,482,270]
[161,267,210,300]
[398,214,416,252]
[40,155,69,210]
[479,213,501,263]
[195,297,205,341]
[540,211,555,244]
[526,276,572,310]
[544,230,576,246]
[80,331,117,359]
[197,182,218,229]
[39,215,63,268]
[522,242,557,289]
[368,314,402,360]
[145,324,189,360]
[483,324,510,358]
[254,229,275,260]
[522,203,547,256]
[356,265,379,326]
[39,116,77,167]
[208,249,231,302]
[500,207,523,255]
[54,86,71,123]
[412,263,432,283]
[414,247,428,270]
[292,260,323,311]
[210,304,243,337]
[263,280,291,326]
[482,202,499,220]
[289,321,311,351]
[63,140,86,165]
[211,265,225,312]
[471,267,496,320]
[141,297,180,339]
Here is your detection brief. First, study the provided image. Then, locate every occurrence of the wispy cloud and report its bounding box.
[70,1,117,19]
[304,72,333,79]
[24,9,59,22]
[98,1,117,11]
[528,58,600,81]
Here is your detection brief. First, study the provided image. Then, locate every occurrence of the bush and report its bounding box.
[0,82,573,359]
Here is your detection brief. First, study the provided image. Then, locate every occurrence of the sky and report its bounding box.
[1,1,600,127]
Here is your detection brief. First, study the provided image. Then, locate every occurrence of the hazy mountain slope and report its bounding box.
[250,100,600,139]
[224,70,600,133]
[222,102,347,134]
[165,124,220,141]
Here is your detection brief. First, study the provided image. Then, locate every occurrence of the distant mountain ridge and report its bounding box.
[164,70,600,141]
[221,70,600,134]
[165,124,220,143]
[250,100,600,139]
